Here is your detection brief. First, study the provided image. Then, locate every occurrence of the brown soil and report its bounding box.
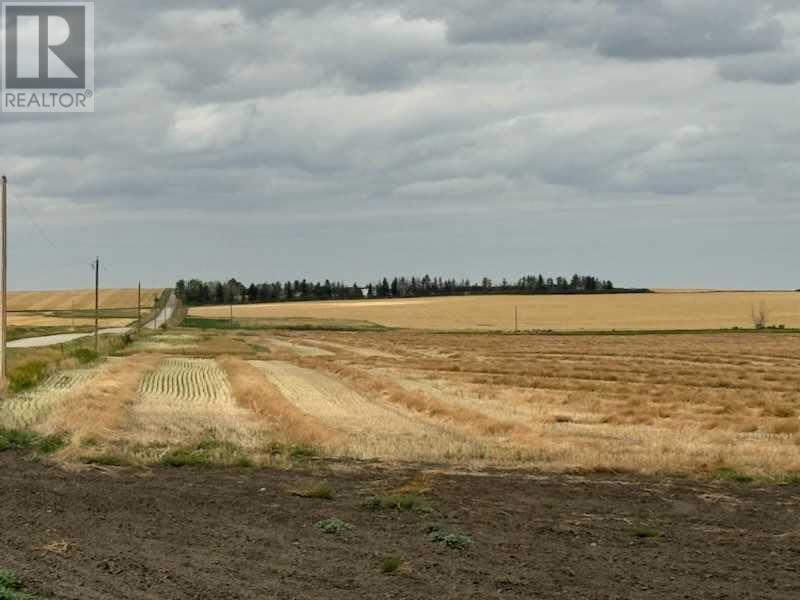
[2,452,799,600]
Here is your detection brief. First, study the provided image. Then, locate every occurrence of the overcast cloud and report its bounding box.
[1,0,799,290]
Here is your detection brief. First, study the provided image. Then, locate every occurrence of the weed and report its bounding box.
[160,437,253,468]
[70,348,99,365]
[0,568,39,600]
[36,433,67,455]
[0,428,36,451]
[289,445,319,459]
[82,454,129,467]
[0,571,19,589]
[366,495,432,513]
[160,448,211,468]
[381,557,403,574]
[315,518,353,534]
[712,469,755,484]
[428,525,472,549]
[293,483,335,500]
[8,361,49,393]
[631,528,661,539]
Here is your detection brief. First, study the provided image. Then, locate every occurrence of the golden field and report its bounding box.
[8,288,164,311]
[4,326,799,479]
[189,291,800,331]
[6,288,164,328]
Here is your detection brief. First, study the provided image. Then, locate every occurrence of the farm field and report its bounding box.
[7,288,165,329]
[3,324,800,599]
[189,291,800,331]
[5,326,799,479]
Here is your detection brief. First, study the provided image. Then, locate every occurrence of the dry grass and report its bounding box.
[217,356,335,449]
[6,325,799,478]
[189,291,800,331]
[38,355,162,453]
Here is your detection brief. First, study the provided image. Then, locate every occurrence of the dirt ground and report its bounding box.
[2,451,799,600]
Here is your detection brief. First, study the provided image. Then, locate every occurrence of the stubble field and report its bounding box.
[4,325,799,480]
[7,288,165,328]
[189,291,800,331]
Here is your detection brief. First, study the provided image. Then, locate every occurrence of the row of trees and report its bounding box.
[176,274,644,306]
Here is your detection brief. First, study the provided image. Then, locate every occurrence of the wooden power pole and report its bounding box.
[137,281,142,335]
[94,257,99,352]
[1,175,7,386]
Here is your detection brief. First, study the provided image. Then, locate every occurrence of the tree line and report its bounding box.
[176,274,648,306]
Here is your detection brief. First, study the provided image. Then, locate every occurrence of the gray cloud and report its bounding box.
[1,1,800,290]
[718,52,800,84]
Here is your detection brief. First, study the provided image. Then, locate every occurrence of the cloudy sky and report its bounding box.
[2,0,800,290]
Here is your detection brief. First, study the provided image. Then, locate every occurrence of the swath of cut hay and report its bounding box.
[131,358,265,453]
[0,363,113,429]
[217,356,336,449]
[37,354,163,457]
[249,359,505,462]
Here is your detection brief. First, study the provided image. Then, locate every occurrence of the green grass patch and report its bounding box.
[70,348,99,365]
[81,454,129,467]
[365,494,432,513]
[35,433,68,455]
[0,428,37,452]
[292,483,335,500]
[7,361,49,393]
[160,436,253,468]
[712,469,756,483]
[0,568,40,600]
[0,428,67,456]
[315,518,353,535]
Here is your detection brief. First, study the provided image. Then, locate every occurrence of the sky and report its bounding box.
[1,0,799,291]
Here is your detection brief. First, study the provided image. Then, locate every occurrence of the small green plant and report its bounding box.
[288,445,319,459]
[36,433,67,455]
[315,518,353,535]
[293,483,335,500]
[428,525,472,550]
[631,528,661,539]
[712,468,755,483]
[0,428,37,452]
[0,570,19,589]
[8,361,49,393]
[160,447,212,468]
[82,454,129,467]
[160,435,253,468]
[365,495,432,513]
[0,568,39,600]
[70,348,99,365]
[381,557,403,574]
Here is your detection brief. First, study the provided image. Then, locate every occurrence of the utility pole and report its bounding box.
[137,282,141,335]
[1,175,7,386]
[94,257,99,352]
[230,302,233,329]
[515,306,518,333]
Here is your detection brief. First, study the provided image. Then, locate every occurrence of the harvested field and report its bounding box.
[251,360,492,461]
[189,291,800,331]
[3,327,799,478]
[6,288,164,328]
[0,364,110,429]
[8,288,164,311]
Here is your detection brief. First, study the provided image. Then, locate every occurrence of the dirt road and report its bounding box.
[1,452,799,600]
[7,293,177,349]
